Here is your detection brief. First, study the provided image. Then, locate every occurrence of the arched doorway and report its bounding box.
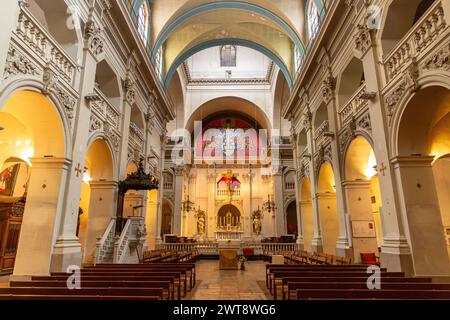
[344,136,383,263]
[317,162,339,255]
[217,204,241,230]
[300,177,313,252]
[0,90,68,276]
[79,138,115,264]
[395,85,450,276]
[285,201,298,236]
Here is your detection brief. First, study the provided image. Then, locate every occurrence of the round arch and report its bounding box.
[152,1,305,61]
[164,38,293,89]
[86,132,119,181]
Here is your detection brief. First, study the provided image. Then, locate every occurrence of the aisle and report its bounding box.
[190,260,269,300]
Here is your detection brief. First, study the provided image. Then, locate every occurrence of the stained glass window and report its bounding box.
[308,1,321,40]
[137,1,149,43]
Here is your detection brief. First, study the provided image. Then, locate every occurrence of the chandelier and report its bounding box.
[182,194,195,214]
[262,194,276,214]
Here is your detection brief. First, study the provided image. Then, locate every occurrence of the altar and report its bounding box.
[215,230,243,241]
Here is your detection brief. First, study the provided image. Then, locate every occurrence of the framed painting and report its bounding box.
[351,220,377,238]
[0,164,20,196]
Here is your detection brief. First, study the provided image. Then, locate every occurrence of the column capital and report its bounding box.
[342,179,371,188]
[84,20,105,61]
[390,155,435,168]
[89,180,118,189]
[30,157,72,169]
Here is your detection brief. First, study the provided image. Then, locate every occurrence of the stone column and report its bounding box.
[321,71,351,257]
[83,180,117,264]
[172,165,184,235]
[354,23,413,272]
[13,157,71,277]
[118,78,135,180]
[392,156,450,276]
[304,108,323,252]
[273,169,285,237]
[154,138,166,246]
[0,0,20,74]
[291,134,304,248]
[51,19,106,271]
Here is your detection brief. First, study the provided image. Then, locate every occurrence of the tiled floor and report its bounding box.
[190,260,269,300]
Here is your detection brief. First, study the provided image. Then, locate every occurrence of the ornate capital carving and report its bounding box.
[124,78,136,105]
[354,24,375,58]
[404,57,420,92]
[302,107,312,130]
[84,21,104,59]
[42,63,58,95]
[322,74,336,104]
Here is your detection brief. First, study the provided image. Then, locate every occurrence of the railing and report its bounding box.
[113,219,131,264]
[16,6,76,85]
[338,84,368,128]
[129,121,145,150]
[163,182,173,190]
[384,0,447,81]
[284,182,295,191]
[95,219,116,264]
[217,189,240,197]
[91,87,121,132]
[260,243,299,252]
[314,120,330,146]
[161,242,219,255]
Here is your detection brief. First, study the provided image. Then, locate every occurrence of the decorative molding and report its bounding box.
[423,43,450,71]
[322,74,336,104]
[124,78,136,105]
[53,85,76,127]
[84,20,104,59]
[4,46,38,78]
[42,63,59,95]
[354,24,374,58]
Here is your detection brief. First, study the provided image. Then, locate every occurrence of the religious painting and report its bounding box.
[0,164,20,196]
[351,220,377,238]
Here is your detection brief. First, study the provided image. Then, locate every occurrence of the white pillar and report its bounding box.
[83,181,117,264]
[172,165,184,235]
[13,157,71,277]
[392,156,450,276]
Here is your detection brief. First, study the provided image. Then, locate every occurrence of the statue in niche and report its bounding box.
[196,209,206,235]
[252,207,263,236]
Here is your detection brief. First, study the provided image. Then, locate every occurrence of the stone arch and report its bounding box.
[95,59,122,109]
[336,57,365,108]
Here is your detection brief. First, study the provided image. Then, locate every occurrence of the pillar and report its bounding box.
[354,23,413,272]
[13,157,71,277]
[83,181,117,264]
[172,165,184,236]
[51,17,107,271]
[273,170,285,237]
[392,156,450,276]
[321,71,351,257]
[292,141,304,248]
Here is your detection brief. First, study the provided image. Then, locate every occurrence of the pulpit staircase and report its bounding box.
[95,217,146,264]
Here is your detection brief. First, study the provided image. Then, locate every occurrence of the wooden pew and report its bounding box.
[51,269,189,296]
[286,281,450,300]
[0,287,165,300]
[33,274,182,299]
[296,288,450,300]
[10,279,174,300]
[88,263,196,288]
[270,271,405,298]
[282,276,432,300]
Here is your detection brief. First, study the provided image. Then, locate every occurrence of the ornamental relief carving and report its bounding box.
[354,24,374,57]
[322,74,336,104]
[84,20,104,58]
[4,46,39,78]
[423,43,450,71]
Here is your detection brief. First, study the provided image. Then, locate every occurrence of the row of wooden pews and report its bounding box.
[267,263,450,300]
[143,249,199,264]
[264,249,352,265]
[0,262,196,300]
